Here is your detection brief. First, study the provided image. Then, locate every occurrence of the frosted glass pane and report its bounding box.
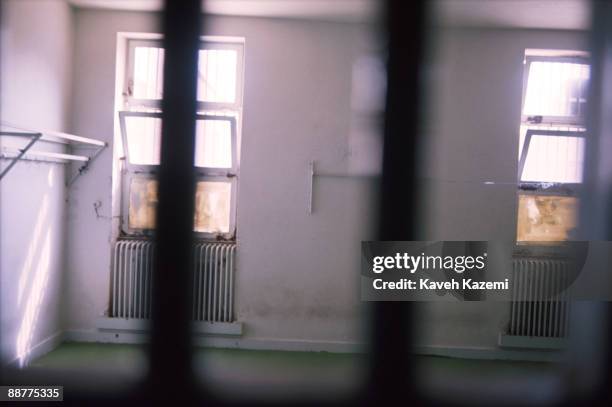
[523,61,589,118]
[517,194,578,242]
[133,47,165,100]
[521,135,584,183]
[125,116,162,165]
[197,49,237,103]
[194,120,232,168]
[194,182,231,234]
[129,178,158,229]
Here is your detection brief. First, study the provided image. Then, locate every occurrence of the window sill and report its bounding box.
[96,317,243,336]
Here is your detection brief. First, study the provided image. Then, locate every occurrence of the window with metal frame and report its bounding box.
[118,37,244,240]
[516,53,589,244]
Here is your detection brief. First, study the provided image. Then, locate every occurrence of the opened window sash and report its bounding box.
[119,111,238,175]
[517,129,585,194]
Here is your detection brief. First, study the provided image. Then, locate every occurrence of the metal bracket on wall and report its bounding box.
[0,121,107,186]
[0,131,42,180]
[308,160,315,214]
[67,144,107,187]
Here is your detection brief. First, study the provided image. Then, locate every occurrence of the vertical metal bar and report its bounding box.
[544,261,550,337]
[207,245,213,321]
[117,242,122,318]
[559,262,564,337]
[307,161,314,214]
[122,241,129,318]
[223,245,231,322]
[200,243,206,321]
[149,242,155,318]
[134,241,141,318]
[562,262,569,337]
[202,245,209,321]
[129,241,135,318]
[143,241,149,319]
[139,241,145,318]
[146,241,152,318]
[112,242,119,317]
[559,261,564,337]
[197,243,203,321]
[192,244,198,320]
[536,261,542,337]
[535,261,540,336]
[229,245,235,322]
[221,245,226,322]
[552,262,560,337]
[143,242,148,319]
[515,260,522,335]
[369,1,426,401]
[520,260,527,336]
[149,0,200,396]
[199,244,206,321]
[567,263,572,336]
[135,242,140,318]
[510,260,517,335]
[132,241,138,318]
[526,260,532,336]
[213,244,219,322]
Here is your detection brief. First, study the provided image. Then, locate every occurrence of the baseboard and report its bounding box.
[414,344,563,362]
[60,330,561,361]
[95,317,243,336]
[63,329,363,353]
[498,333,567,350]
[4,331,64,368]
[198,337,365,353]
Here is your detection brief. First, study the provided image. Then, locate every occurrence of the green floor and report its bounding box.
[16,342,563,403]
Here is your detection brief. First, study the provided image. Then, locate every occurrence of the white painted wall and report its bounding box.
[62,7,589,353]
[416,27,588,349]
[0,0,74,365]
[64,9,377,348]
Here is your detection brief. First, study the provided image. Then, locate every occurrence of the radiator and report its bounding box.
[110,239,236,322]
[508,258,570,338]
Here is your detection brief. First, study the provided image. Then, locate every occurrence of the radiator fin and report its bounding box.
[110,239,236,322]
[509,258,570,338]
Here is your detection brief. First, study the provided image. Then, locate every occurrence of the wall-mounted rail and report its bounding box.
[0,121,107,185]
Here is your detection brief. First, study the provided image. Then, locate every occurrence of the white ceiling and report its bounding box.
[67,0,377,22]
[68,0,591,30]
[434,0,590,31]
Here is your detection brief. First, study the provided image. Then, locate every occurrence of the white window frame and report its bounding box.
[124,38,245,112]
[516,52,589,247]
[118,36,244,240]
[521,55,590,126]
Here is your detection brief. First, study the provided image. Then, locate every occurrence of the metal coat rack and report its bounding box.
[0,120,107,186]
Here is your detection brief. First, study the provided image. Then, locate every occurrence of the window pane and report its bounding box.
[132,46,165,100]
[194,181,231,234]
[197,49,238,103]
[124,116,162,165]
[129,178,158,229]
[194,119,232,168]
[516,194,578,242]
[521,134,584,183]
[523,61,589,118]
